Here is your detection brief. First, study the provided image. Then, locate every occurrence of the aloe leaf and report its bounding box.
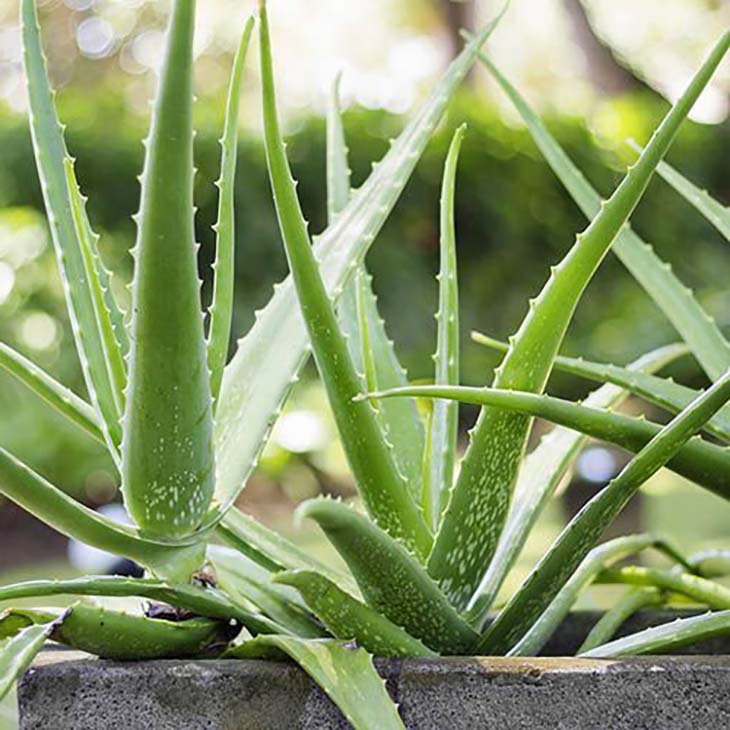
[326,72,351,222]
[123,0,215,540]
[258,3,430,557]
[276,570,437,658]
[428,33,730,610]
[466,344,686,622]
[580,609,730,658]
[473,332,730,442]
[227,635,405,730]
[212,4,506,520]
[422,125,464,530]
[21,0,123,449]
[365,384,730,503]
[299,499,476,654]
[208,17,254,406]
[0,615,60,702]
[474,48,730,380]
[0,576,279,636]
[508,534,682,656]
[478,369,730,654]
[688,549,730,578]
[0,341,104,445]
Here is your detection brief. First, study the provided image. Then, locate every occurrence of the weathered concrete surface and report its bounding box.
[18,611,730,729]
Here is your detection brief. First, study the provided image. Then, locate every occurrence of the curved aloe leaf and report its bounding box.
[0,342,104,444]
[21,0,123,452]
[466,343,686,622]
[299,499,476,654]
[365,384,730,504]
[428,32,730,610]
[258,3,429,557]
[508,534,683,656]
[211,4,507,520]
[423,125,464,529]
[580,610,730,658]
[276,570,436,658]
[208,17,254,406]
[479,369,730,654]
[123,0,215,540]
[227,635,405,730]
[598,565,730,609]
[475,48,730,380]
[689,549,730,578]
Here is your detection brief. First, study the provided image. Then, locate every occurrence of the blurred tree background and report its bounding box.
[1,0,730,575]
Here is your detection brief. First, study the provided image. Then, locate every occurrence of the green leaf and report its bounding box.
[299,499,476,654]
[211,4,506,520]
[578,587,663,654]
[276,570,437,658]
[123,0,215,539]
[326,72,351,223]
[21,0,124,452]
[423,125,464,530]
[688,549,730,578]
[208,17,254,406]
[479,369,730,655]
[0,341,104,445]
[465,343,687,624]
[428,31,730,611]
[227,634,405,730]
[258,3,429,557]
[475,49,730,380]
[580,610,730,658]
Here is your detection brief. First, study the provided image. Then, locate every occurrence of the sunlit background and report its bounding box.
[2,1,730,724]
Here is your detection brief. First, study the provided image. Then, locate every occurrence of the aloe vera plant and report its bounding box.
[4,1,730,727]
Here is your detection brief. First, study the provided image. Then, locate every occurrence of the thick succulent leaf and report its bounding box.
[227,635,405,730]
[326,72,351,223]
[466,343,685,623]
[366,384,730,503]
[0,446,205,581]
[578,587,663,654]
[208,17,254,406]
[479,370,730,655]
[0,615,60,703]
[299,499,476,655]
[208,545,325,638]
[423,125,464,529]
[276,570,436,658]
[689,549,730,578]
[0,576,278,636]
[122,0,215,539]
[211,5,506,520]
[258,4,429,557]
[0,341,104,445]
[21,0,123,451]
[477,50,730,380]
[508,534,683,656]
[428,32,730,610]
[580,610,730,658]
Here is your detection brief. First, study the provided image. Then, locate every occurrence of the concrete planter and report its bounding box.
[18,610,730,729]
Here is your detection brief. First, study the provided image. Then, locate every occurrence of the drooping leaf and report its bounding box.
[208,17,255,406]
[122,0,215,540]
[299,499,476,655]
[276,570,436,658]
[427,32,730,610]
[476,48,730,380]
[227,635,405,730]
[423,125,464,529]
[258,3,429,557]
[479,369,730,654]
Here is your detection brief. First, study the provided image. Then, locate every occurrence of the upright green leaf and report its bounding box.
[228,635,405,730]
[423,125,464,530]
[326,72,351,222]
[123,0,215,539]
[299,499,476,655]
[208,17,254,405]
[258,3,429,557]
[475,48,730,380]
[428,32,730,610]
[480,369,730,654]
